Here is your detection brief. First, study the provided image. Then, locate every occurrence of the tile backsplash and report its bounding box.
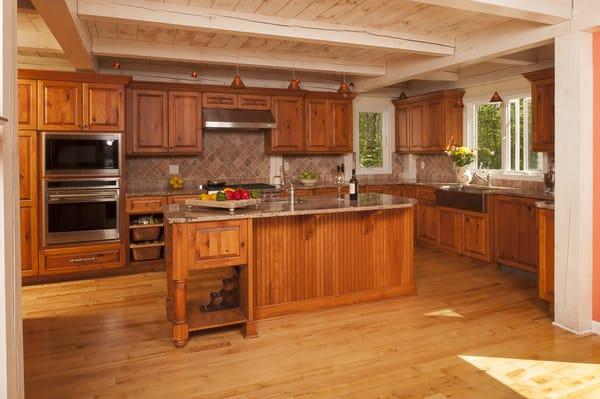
[415,154,457,183]
[126,131,270,191]
[284,154,344,184]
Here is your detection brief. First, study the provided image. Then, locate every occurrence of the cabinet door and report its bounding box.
[268,96,304,153]
[38,80,82,130]
[424,99,444,150]
[18,79,37,130]
[189,220,248,269]
[131,90,169,154]
[438,207,462,253]
[238,94,270,110]
[20,206,38,277]
[517,200,539,270]
[463,212,490,262]
[83,83,125,131]
[531,79,554,152]
[409,103,425,150]
[537,208,554,302]
[305,98,329,152]
[329,100,353,152]
[168,91,202,153]
[202,92,237,109]
[416,201,438,243]
[18,131,37,205]
[395,105,410,152]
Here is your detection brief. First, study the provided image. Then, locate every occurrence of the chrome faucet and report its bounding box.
[474,167,492,187]
[288,182,295,205]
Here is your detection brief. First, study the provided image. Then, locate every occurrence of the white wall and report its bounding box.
[0,0,23,398]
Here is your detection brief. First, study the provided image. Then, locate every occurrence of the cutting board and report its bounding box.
[184,198,259,213]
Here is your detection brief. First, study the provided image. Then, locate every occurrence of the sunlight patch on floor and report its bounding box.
[460,355,600,398]
[424,309,463,318]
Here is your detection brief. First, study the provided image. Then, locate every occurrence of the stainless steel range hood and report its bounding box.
[203,109,277,130]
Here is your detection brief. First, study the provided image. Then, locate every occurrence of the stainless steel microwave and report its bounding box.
[42,132,120,176]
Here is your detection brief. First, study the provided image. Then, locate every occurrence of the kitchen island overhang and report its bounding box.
[164,193,416,347]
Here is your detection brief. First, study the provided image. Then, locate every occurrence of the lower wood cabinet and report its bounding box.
[436,207,491,262]
[126,196,167,214]
[492,195,538,273]
[187,220,248,270]
[537,207,554,302]
[19,131,38,277]
[438,207,462,254]
[20,206,38,277]
[39,242,124,275]
[167,194,196,205]
[416,201,438,243]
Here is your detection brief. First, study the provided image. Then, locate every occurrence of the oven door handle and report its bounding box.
[47,192,119,202]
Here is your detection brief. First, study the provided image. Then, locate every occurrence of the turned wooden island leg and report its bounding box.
[172,279,188,347]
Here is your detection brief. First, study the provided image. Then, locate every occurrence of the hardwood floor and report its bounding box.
[22,246,600,398]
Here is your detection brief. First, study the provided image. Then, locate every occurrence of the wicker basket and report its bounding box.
[131,245,162,261]
[131,225,162,242]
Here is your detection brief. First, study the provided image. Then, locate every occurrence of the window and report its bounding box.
[467,93,542,175]
[352,97,393,175]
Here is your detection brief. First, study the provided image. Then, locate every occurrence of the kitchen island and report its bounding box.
[163,193,416,347]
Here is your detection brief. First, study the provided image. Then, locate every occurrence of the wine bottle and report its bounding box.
[349,169,358,201]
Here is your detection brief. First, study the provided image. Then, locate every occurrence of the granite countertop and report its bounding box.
[163,193,417,224]
[535,201,555,210]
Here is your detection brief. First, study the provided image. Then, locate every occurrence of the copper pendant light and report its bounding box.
[399,91,408,100]
[230,64,245,89]
[288,69,301,90]
[191,71,198,78]
[454,89,464,108]
[338,73,351,97]
[489,90,503,103]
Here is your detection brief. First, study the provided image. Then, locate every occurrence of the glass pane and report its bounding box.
[359,112,383,168]
[476,104,502,169]
[524,98,542,171]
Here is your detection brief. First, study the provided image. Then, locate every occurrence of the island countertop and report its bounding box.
[163,193,416,224]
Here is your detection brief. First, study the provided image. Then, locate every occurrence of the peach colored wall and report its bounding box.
[593,32,600,322]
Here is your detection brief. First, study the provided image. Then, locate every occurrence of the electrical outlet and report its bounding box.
[169,164,179,175]
[420,161,425,170]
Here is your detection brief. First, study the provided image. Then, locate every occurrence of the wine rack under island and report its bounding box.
[163,193,416,347]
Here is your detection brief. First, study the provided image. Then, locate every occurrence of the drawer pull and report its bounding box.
[70,256,97,263]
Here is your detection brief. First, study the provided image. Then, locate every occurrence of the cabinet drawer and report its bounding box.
[238,94,270,110]
[202,92,237,109]
[416,186,436,201]
[40,243,123,275]
[189,220,248,269]
[126,196,167,214]
[167,194,197,205]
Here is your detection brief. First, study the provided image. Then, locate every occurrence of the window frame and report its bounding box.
[352,97,394,175]
[465,90,543,180]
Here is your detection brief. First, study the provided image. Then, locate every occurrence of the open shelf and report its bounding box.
[129,223,164,229]
[187,298,247,332]
[129,241,165,249]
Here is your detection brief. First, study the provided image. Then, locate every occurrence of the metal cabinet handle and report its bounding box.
[70,256,97,263]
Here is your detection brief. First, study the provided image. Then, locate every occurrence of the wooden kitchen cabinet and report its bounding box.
[329,99,353,152]
[39,80,125,131]
[524,69,554,152]
[18,79,37,130]
[393,90,464,153]
[305,98,329,152]
[437,207,462,254]
[83,83,125,131]
[304,96,352,153]
[19,131,38,277]
[168,91,202,153]
[39,242,124,275]
[537,206,554,302]
[266,95,305,153]
[493,195,538,273]
[167,194,197,205]
[38,80,82,131]
[238,94,270,110]
[462,211,490,262]
[126,196,167,214]
[416,201,438,244]
[187,220,248,270]
[202,92,237,109]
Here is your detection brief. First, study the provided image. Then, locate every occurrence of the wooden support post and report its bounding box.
[172,280,188,348]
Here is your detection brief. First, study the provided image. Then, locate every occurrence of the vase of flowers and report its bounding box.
[446,146,476,184]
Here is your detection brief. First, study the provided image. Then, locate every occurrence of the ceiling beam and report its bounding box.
[78,0,455,56]
[353,20,568,92]
[30,0,95,70]
[410,0,571,25]
[489,48,539,65]
[92,38,388,77]
[415,70,459,81]
[17,30,63,54]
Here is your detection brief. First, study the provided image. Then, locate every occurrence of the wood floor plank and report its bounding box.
[22,246,600,398]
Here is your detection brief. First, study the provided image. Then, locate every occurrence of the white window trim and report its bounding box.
[352,96,394,175]
[465,90,544,182]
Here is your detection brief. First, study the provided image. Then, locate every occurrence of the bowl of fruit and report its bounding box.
[298,171,319,187]
[169,175,184,191]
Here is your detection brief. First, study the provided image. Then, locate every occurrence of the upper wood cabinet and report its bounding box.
[38,80,125,131]
[83,83,125,131]
[238,94,270,110]
[130,89,169,154]
[266,95,304,153]
[524,69,554,153]
[393,90,464,153]
[129,89,202,155]
[492,195,538,273]
[168,91,202,153]
[202,92,270,110]
[18,79,37,130]
[304,97,353,153]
